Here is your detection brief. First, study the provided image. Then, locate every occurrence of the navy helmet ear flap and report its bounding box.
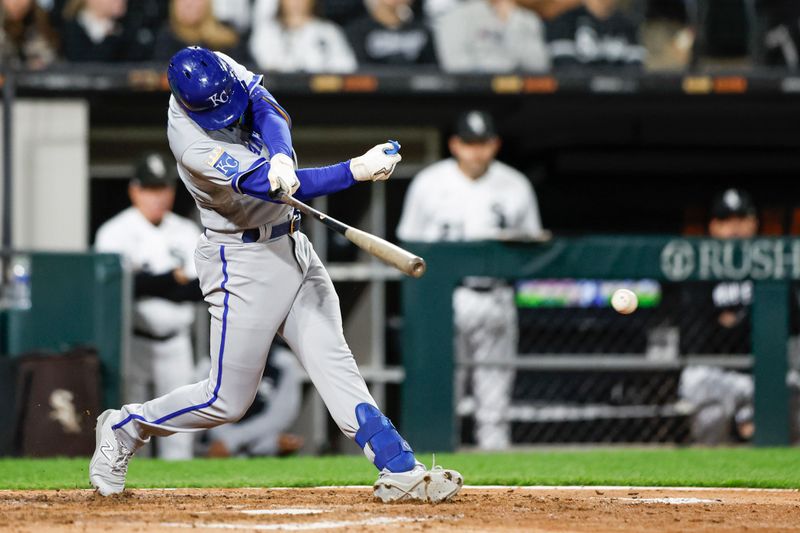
[167,46,249,130]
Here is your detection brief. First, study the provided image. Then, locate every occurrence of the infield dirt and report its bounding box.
[1,486,798,532]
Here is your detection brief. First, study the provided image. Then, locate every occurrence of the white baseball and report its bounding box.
[611,289,638,315]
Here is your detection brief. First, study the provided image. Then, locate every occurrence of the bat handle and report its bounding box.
[383,140,401,155]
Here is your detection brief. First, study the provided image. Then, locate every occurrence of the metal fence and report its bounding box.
[454,278,800,448]
[402,239,800,451]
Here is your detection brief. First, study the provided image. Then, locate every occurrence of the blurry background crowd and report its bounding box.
[5,0,800,73]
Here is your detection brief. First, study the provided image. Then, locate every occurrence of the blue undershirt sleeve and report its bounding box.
[295,163,357,201]
[237,161,357,202]
[250,85,293,159]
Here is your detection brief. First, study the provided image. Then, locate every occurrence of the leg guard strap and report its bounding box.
[355,403,416,472]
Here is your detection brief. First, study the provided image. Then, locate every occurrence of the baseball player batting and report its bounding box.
[89,46,463,503]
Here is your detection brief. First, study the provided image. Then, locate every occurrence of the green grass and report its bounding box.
[1,448,799,490]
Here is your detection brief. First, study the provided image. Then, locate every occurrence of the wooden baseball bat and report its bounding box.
[276,192,426,278]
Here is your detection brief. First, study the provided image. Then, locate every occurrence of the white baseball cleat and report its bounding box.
[89,409,135,496]
[374,462,463,503]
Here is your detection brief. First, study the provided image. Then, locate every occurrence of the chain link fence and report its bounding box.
[455,278,800,448]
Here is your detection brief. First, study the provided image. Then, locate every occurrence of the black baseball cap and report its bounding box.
[454,110,498,142]
[132,152,177,188]
[711,188,756,219]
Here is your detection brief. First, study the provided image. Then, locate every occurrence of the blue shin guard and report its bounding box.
[354,403,416,473]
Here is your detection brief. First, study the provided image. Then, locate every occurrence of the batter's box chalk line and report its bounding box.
[159,514,463,531]
[619,497,722,505]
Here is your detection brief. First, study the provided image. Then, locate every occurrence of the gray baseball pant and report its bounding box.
[112,230,377,451]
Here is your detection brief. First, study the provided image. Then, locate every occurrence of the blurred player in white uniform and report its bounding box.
[397,110,543,449]
[95,152,201,460]
[89,47,462,503]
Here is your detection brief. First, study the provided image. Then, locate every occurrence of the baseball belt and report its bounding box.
[241,211,302,243]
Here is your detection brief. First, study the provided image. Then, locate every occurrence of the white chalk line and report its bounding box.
[619,497,721,505]
[469,485,797,492]
[160,515,455,531]
[241,509,326,516]
[237,485,797,493]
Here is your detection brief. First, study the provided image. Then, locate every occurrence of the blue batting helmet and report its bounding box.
[167,47,249,130]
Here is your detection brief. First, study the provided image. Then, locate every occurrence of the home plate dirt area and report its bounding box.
[1,486,799,532]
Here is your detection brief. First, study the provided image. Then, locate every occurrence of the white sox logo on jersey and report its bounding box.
[207,89,230,107]
[207,146,241,178]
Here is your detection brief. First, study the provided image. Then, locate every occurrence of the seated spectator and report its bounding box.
[2,0,59,69]
[243,0,367,29]
[212,0,254,33]
[249,0,356,72]
[546,0,645,69]
[640,0,693,70]
[435,0,549,73]
[154,0,242,61]
[61,0,138,62]
[345,0,437,67]
[759,0,800,69]
[421,0,461,25]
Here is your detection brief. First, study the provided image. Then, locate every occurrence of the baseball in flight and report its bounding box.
[611,288,638,315]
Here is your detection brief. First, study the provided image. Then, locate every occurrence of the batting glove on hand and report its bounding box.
[268,153,300,196]
[350,142,402,182]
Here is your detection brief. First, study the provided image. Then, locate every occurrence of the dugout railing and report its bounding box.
[401,237,796,451]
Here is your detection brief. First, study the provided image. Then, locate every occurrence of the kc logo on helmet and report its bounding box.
[207,89,230,106]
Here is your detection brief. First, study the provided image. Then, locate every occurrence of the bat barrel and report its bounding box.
[277,192,426,279]
[409,257,426,278]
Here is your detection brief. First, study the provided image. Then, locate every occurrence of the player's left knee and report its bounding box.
[354,403,416,473]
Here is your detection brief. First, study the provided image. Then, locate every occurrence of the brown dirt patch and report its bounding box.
[0,487,798,532]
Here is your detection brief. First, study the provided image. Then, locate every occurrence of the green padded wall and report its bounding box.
[1,252,125,408]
